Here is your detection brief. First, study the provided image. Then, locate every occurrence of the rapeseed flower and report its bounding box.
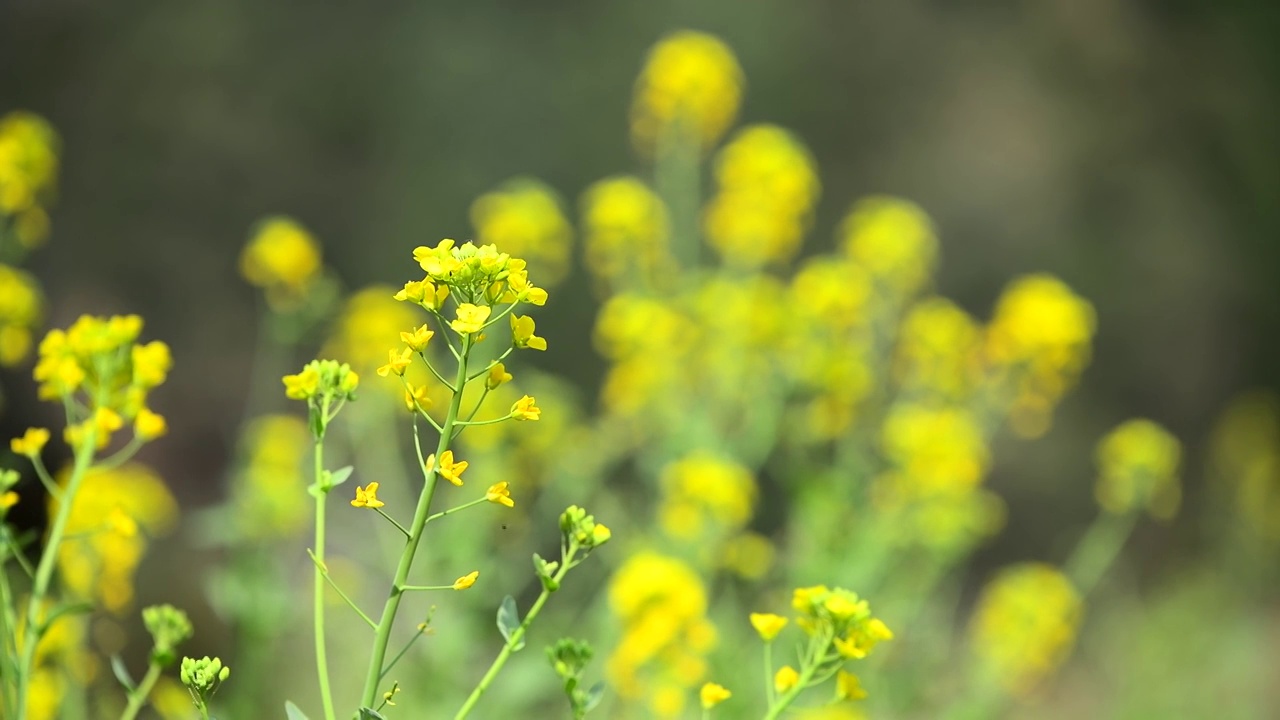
[631,30,743,154]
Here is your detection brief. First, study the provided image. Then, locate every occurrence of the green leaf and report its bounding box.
[285,701,311,720]
[327,465,354,488]
[497,595,525,652]
[583,682,605,712]
[110,655,136,693]
[39,601,94,635]
[358,709,386,720]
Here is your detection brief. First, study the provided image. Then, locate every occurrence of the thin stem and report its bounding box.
[1065,510,1139,596]
[399,584,459,592]
[311,438,337,720]
[453,559,574,719]
[420,353,456,393]
[374,508,411,539]
[119,662,163,720]
[379,624,430,681]
[360,335,474,708]
[3,532,35,579]
[763,642,776,706]
[16,421,97,718]
[29,454,62,502]
[464,348,514,383]
[306,549,377,630]
[426,497,488,524]
[0,553,19,719]
[452,416,509,429]
[92,436,144,473]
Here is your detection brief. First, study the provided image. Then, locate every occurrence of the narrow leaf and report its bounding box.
[496,595,525,651]
[584,681,605,712]
[358,709,387,720]
[285,701,312,720]
[328,466,354,488]
[110,655,136,693]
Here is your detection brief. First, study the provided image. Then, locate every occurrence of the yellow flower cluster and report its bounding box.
[894,297,982,401]
[606,552,718,718]
[0,263,43,366]
[1208,391,1280,543]
[658,453,756,540]
[231,415,312,539]
[55,463,178,613]
[0,111,59,249]
[1094,419,1182,520]
[470,178,573,286]
[986,274,1096,438]
[239,216,324,311]
[839,196,938,298]
[397,239,548,313]
[580,175,670,291]
[968,562,1083,695]
[32,315,171,449]
[789,585,893,660]
[704,124,820,267]
[871,403,1004,552]
[631,30,743,154]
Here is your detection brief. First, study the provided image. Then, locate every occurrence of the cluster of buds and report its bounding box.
[282,359,359,439]
[142,603,193,667]
[180,656,230,712]
[32,314,172,450]
[559,505,612,552]
[791,586,893,660]
[547,637,604,718]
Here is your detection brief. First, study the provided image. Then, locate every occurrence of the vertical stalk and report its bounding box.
[119,662,163,720]
[360,336,473,708]
[1065,511,1138,596]
[15,423,97,718]
[655,120,701,270]
[312,437,337,720]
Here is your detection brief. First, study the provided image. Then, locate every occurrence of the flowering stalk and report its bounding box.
[359,335,473,708]
[312,431,337,720]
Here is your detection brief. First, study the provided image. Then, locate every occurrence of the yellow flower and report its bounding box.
[283,367,321,399]
[451,303,492,335]
[580,176,670,289]
[400,325,435,352]
[107,507,138,538]
[239,216,323,300]
[699,682,731,709]
[376,347,414,377]
[840,195,937,296]
[1,491,18,510]
[749,613,788,642]
[774,666,800,694]
[0,263,44,367]
[134,408,167,442]
[470,177,573,286]
[453,570,479,590]
[510,315,547,351]
[631,30,743,153]
[351,483,385,509]
[504,269,548,306]
[510,395,541,421]
[403,382,432,413]
[427,451,469,486]
[485,482,514,508]
[485,362,512,390]
[131,340,173,389]
[591,524,612,545]
[969,563,1082,695]
[835,671,867,701]
[11,427,50,457]
[1095,419,1182,520]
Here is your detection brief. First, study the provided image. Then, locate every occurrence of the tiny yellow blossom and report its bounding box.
[239,216,322,296]
[510,314,547,351]
[591,524,612,545]
[403,382,432,413]
[427,451,469,486]
[485,482,515,508]
[376,347,414,377]
[283,367,320,399]
[749,613,788,642]
[835,671,867,701]
[0,491,18,510]
[11,427,50,457]
[400,325,435,352]
[453,570,479,590]
[700,682,732,709]
[351,483,385,509]
[510,395,541,421]
[774,666,800,694]
[451,304,492,335]
[131,341,173,388]
[485,362,512,390]
[134,408,168,441]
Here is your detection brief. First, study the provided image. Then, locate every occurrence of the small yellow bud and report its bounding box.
[453,571,479,590]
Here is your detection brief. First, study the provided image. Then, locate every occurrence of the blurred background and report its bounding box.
[3,1,1280,717]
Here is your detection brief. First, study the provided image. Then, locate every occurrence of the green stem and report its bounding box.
[360,335,474,708]
[0,552,19,719]
[761,628,829,720]
[655,119,701,270]
[425,497,488,524]
[15,423,97,718]
[1065,510,1139,596]
[453,560,573,719]
[119,662,163,720]
[763,642,776,706]
[312,439,337,720]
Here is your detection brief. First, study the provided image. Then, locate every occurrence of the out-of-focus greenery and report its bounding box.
[2,4,1280,719]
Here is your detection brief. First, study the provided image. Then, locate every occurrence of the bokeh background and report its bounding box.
[3,1,1280,717]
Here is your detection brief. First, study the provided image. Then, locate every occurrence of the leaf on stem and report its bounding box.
[497,595,525,652]
[284,701,311,720]
[110,655,137,693]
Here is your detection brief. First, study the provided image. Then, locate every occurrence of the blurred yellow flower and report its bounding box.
[658,453,756,540]
[0,263,43,366]
[239,216,323,309]
[453,570,479,590]
[835,670,867,701]
[631,30,743,154]
[969,562,1082,695]
[774,665,800,693]
[704,124,820,267]
[1,491,18,510]
[700,682,731,709]
[580,175,670,290]
[11,426,50,457]
[232,415,311,539]
[133,407,168,441]
[1208,390,1280,543]
[749,612,788,642]
[470,177,573,286]
[840,195,937,297]
[1095,419,1182,520]
[283,366,321,399]
[0,111,59,219]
